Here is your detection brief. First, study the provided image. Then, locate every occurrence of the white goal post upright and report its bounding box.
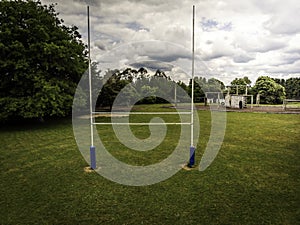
[188,5,196,167]
[88,6,96,170]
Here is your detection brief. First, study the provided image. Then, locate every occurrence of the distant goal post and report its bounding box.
[283,99,300,111]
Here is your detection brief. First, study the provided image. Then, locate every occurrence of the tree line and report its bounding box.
[90,67,225,111]
[90,69,300,110]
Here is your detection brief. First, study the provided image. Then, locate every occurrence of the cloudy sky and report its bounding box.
[43,0,300,85]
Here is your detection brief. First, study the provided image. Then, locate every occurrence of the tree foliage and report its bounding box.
[0,0,88,121]
[273,77,300,100]
[97,69,130,110]
[252,76,286,104]
[93,67,299,108]
[229,76,251,94]
[96,68,192,110]
[188,77,225,102]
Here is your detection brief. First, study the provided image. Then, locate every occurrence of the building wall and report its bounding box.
[226,95,247,108]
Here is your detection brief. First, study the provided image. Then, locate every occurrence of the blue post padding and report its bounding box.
[90,146,96,169]
[189,146,195,167]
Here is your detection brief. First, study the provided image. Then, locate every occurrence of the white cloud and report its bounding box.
[234,33,288,53]
[233,53,255,64]
[42,0,300,85]
[259,0,300,34]
[94,40,106,50]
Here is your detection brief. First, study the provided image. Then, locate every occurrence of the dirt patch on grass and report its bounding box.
[196,105,300,114]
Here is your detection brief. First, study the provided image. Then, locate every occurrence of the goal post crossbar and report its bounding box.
[92,112,192,115]
[92,122,192,126]
[283,99,300,110]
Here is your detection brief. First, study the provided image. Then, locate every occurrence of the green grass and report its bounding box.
[285,102,300,108]
[0,106,299,225]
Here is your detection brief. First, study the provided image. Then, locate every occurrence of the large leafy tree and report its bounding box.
[0,0,88,121]
[274,77,300,100]
[252,76,286,104]
[96,69,130,110]
[188,77,205,102]
[229,76,251,94]
[188,77,225,103]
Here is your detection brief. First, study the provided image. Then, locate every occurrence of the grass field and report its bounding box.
[0,105,299,225]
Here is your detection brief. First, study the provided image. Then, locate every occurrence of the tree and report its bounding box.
[252,76,286,104]
[73,62,102,114]
[273,77,300,99]
[96,67,192,108]
[230,76,251,94]
[207,78,225,92]
[187,77,225,103]
[0,0,88,121]
[96,70,130,110]
[280,78,300,99]
[138,85,158,104]
[273,78,286,88]
[188,77,205,102]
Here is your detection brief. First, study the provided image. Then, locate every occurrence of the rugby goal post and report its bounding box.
[283,99,300,111]
[86,5,197,169]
